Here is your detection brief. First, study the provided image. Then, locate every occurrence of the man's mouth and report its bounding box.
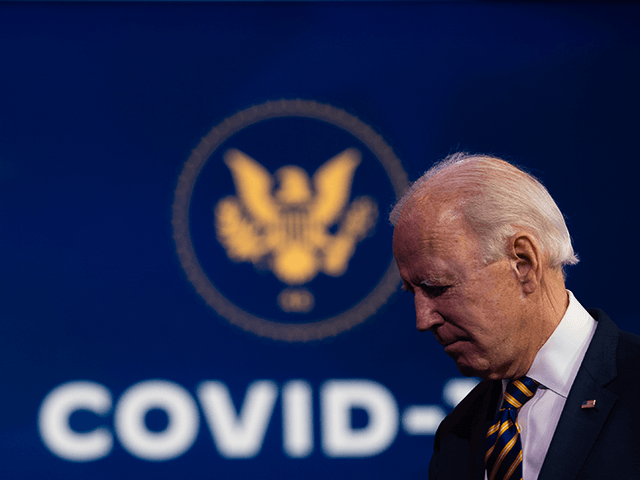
[441,338,468,354]
[436,335,460,348]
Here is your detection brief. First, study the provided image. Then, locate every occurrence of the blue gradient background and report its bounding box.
[0,2,639,479]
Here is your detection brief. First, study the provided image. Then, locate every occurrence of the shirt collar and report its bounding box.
[525,291,597,398]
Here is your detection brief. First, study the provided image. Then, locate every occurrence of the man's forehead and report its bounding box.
[399,185,466,231]
[393,185,483,266]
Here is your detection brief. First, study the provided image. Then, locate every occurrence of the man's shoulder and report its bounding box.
[436,379,498,440]
[430,379,499,480]
[618,327,640,360]
[587,307,640,359]
[608,319,640,385]
[547,308,640,479]
[583,307,640,395]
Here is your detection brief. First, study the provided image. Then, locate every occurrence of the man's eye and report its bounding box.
[421,285,450,297]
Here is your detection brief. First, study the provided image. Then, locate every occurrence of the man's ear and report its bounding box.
[507,232,541,294]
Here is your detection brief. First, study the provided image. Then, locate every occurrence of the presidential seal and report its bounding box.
[172,99,408,342]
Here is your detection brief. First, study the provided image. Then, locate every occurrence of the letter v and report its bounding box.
[197,381,278,458]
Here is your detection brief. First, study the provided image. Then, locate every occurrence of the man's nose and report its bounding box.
[415,293,444,332]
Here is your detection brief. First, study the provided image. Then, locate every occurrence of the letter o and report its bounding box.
[114,380,199,461]
[38,381,113,462]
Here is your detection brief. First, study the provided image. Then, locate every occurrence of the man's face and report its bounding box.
[392,192,538,380]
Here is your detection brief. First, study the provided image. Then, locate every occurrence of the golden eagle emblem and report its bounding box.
[215,148,378,286]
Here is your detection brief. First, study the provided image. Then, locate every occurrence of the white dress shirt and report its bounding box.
[485,291,597,480]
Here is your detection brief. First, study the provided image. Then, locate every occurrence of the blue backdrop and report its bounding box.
[1,2,639,479]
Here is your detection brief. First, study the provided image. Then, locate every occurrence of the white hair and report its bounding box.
[389,152,578,270]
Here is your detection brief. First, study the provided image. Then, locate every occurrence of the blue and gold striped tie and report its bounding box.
[485,376,539,480]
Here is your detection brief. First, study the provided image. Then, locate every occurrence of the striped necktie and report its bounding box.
[485,376,539,480]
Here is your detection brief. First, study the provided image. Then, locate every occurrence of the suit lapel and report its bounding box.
[538,309,619,480]
[470,381,501,480]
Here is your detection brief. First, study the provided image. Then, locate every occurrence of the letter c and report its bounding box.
[38,381,113,462]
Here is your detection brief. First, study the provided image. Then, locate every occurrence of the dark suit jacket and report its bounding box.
[429,309,640,480]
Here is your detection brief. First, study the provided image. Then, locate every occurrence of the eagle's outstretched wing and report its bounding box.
[310,148,362,225]
[215,197,270,263]
[223,149,280,224]
[322,196,378,276]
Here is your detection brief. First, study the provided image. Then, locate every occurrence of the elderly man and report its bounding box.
[390,153,640,480]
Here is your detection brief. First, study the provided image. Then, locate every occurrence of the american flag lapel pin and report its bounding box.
[581,399,596,409]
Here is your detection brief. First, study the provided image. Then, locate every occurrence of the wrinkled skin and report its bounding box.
[393,190,561,380]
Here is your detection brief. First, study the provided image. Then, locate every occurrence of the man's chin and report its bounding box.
[451,355,488,378]
[455,361,512,380]
[455,363,483,378]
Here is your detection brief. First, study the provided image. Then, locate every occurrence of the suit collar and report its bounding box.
[580,309,618,386]
[537,308,619,480]
[527,292,598,398]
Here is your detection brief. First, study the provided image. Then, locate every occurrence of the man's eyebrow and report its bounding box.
[420,274,457,286]
[399,274,457,293]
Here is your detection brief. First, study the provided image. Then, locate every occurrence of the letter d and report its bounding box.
[321,380,398,458]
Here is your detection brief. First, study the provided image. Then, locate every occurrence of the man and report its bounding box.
[390,153,640,480]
